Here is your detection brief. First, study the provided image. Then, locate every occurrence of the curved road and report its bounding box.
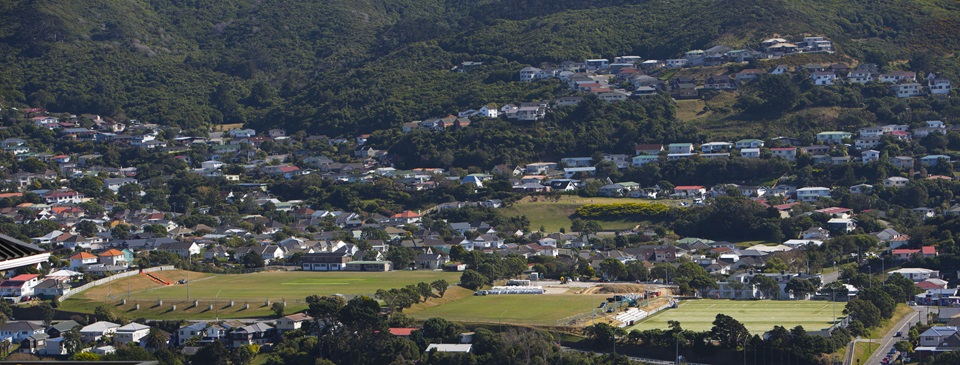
[844,305,924,365]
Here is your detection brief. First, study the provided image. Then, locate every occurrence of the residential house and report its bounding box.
[740,148,761,159]
[703,76,736,90]
[98,249,128,267]
[892,83,924,98]
[770,147,797,161]
[888,268,939,282]
[277,313,314,334]
[674,186,706,198]
[177,323,207,345]
[883,176,909,188]
[701,142,733,153]
[735,139,765,149]
[80,321,120,342]
[632,155,659,167]
[917,326,960,354]
[157,241,201,258]
[879,71,916,83]
[735,69,765,82]
[811,71,837,86]
[231,322,275,347]
[43,190,84,204]
[668,143,694,154]
[114,323,151,345]
[921,155,951,166]
[302,252,351,271]
[827,218,856,233]
[892,156,915,169]
[861,150,880,164]
[847,70,874,84]
[17,331,47,354]
[563,167,596,179]
[635,144,664,155]
[426,344,473,353]
[928,74,952,96]
[418,253,447,270]
[33,279,71,298]
[796,187,831,203]
[0,274,40,297]
[0,321,46,343]
[816,131,852,144]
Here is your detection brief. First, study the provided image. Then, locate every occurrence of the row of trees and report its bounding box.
[586,314,852,364]
[375,280,450,312]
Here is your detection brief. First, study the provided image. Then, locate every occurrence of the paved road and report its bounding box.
[822,270,840,284]
[846,306,924,365]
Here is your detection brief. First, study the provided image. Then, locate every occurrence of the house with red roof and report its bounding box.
[69,252,98,269]
[391,211,422,225]
[892,248,920,260]
[0,274,40,297]
[262,165,301,179]
[98,249,128,267]
[916,278,949,290]
[673,186,706,198]
[922,246,938,258]
[388,328,419,339]
[42,190,84,204]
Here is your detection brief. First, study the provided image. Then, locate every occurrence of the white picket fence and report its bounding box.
[58,265,176,301]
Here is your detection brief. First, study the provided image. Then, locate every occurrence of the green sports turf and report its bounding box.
[628,299,842,334]
[410,294,610,325]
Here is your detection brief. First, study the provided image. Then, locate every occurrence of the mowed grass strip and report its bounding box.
[628,299,841,334]
[409,294,608,326]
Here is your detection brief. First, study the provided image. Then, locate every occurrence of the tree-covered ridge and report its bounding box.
[2,0,960,134]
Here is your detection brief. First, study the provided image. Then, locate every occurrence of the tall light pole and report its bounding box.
[215,289,222,321]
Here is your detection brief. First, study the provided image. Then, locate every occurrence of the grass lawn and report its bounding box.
[628,300,842,334]
[408,294,609,326]
[676,99,712,122]
[60,270,461,319]
[500,196,682,232]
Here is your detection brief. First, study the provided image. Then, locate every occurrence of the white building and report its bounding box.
[796,187,831,203]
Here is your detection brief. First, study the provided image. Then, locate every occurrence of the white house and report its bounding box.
[861,150,880,164]
[276,313,314,333]
[816,131,852,144]
[770,147,797,161]
[796,187,831,202]
[892,83,924,98]
[735,139,764,149]
[883,176,909,188]
[478,105,499,118]
[811,71,837,86]
[827,218,856,233]
[80,321,121,342]
[114,323,151,345]
[0,274,40,297]
[740,148,761,159]
[888,268,939,282]
[0,321,46,343]
[177,322,207,345]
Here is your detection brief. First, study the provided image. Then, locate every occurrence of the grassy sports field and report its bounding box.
[628,299,842,334]
[408,293,609,326]
[499,196,682,232]
[59,270,462,319]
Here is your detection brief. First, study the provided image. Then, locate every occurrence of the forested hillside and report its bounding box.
[1,0,960,135]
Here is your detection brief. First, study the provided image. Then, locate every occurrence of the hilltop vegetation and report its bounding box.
[1,0,960,136]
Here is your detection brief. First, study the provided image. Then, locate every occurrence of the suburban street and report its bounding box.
[822,270,840,284]
[847,306,924,365]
